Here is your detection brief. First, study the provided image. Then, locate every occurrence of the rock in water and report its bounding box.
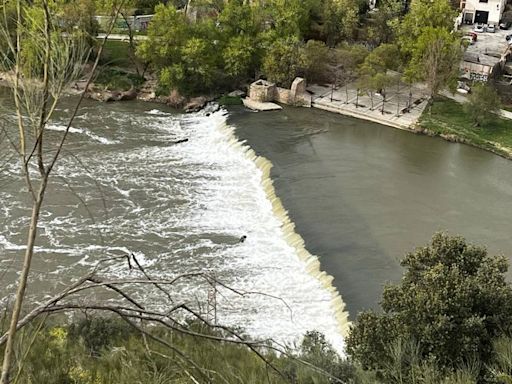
[185,96,207,113]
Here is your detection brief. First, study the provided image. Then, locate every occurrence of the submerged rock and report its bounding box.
[185,96,207,113]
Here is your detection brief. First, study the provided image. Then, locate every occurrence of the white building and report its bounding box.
[460,0,508,25]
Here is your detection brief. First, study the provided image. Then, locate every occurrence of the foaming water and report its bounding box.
[0,103,346,352]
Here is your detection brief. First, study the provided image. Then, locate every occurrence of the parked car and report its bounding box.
[473,23,486,32]
[500,21,512,30]
[487,24,496,33]
[506,34,512,42]
[465,31,478,42]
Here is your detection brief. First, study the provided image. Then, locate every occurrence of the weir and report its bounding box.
[217,115,351,340]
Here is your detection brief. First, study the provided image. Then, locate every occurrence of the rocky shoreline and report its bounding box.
[0,70,222,113]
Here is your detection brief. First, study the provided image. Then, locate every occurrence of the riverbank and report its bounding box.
[418,97,512,160]
[308,83,512,161]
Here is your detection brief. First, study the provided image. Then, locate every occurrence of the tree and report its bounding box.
[303,39,330,84]
[366,0,403,47]
[464,83,503,127]
[321,0,359,46]
[406,27,461,104]
[262,37,305,88]
[0,0,122,381]
[347,233,512,381]
[357,44,399,110]
[136,4,189,69]
[396,0,457,56]
[334,43,368,103]
[222,35,256,85]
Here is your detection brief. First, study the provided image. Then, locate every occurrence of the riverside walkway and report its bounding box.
[308,81,429,130]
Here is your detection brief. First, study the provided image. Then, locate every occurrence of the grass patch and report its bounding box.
[419,97,512,153]
[218,95,243,106]
[95,68,145,91]
[102,40,133,69]
[4,317,355,384]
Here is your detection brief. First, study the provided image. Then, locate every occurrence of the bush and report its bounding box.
[464,83,502,127]
[218,95,243,105]
[347,233,512,382]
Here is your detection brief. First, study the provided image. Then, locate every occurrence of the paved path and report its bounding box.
[308,81,429,131]
[96,33,147,41]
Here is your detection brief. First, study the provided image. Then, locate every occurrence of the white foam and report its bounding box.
[46,123,119,145]
[1,107,349,355]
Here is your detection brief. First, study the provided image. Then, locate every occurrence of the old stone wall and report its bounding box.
[247,77,311,107]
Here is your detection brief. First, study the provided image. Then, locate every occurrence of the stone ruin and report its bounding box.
[247,77,312,107]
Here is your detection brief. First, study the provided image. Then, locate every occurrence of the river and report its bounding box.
[1,99,512,353]
[230,106,512,316]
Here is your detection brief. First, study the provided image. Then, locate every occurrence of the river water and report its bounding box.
[0,99,344,351]
[2,99,512,353]
[230,106,512,316]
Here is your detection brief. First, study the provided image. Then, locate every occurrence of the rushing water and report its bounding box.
[3,98,512,353]
[0,99,345,352]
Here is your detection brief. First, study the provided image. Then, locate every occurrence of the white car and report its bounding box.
[473,23,485,32]
[487,24,496,33]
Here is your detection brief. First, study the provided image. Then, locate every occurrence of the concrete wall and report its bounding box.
[247,77,312,107]
[460,61,493,81]
[462,0,507,24]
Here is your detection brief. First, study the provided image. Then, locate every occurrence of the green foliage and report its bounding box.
[223,35,255,81]
[464,84,503,127]
[137,0,364,94]
[419,97,512,155]
[95,68,144,90]
[4,317,354,384]
[58,0,99,43]
[303,40,330,84]
[347,233,512,381]
[397,0,457,56]
[406,27,461,99]
[68,317,131,356]
[218,95,243,105]
[365,0,403,47]
[262,37,305,88]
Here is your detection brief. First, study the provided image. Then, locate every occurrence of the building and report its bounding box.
[460,0,508,25]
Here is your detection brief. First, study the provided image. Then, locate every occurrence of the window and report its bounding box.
[479,0,488,3]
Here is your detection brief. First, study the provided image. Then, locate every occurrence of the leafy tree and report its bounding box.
[223,35,256,84]
[334,43,368,103]
[262,37,305,88]
[396,0,457,56]
[464,84,503,127]
[322,0,359,46]
[303,39,330,84]
[357,44,399,109]
[366,0,403,47]
[406,27,461,103]
[137,4,189,66]
[59,0,99,44]
[217,0,258,37]
[347,233,512,381]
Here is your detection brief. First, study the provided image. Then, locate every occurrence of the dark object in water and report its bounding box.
[239,235,247,243]
[172,138,189,144]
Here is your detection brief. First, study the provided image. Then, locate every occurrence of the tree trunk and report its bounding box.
[1,190,45,384]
